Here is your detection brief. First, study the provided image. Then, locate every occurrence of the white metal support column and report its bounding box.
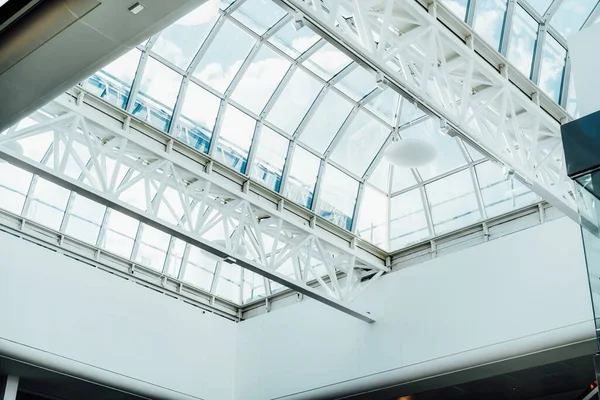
[0,375,18,400]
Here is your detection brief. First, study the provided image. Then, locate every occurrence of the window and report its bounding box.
[63,194,105,245]
[538,35,566,103]
[473,0,508,51]
[507,5,538,77]
[134,224,171,271]
[250,126,289,191]
[284,145,320,208]
[357,185,388,249]
[317,165,359,230]
[25,178,69,230]
[101,210,139,259]
[390,189,429,250]
[215,105,256,173]
[176,82,221,154]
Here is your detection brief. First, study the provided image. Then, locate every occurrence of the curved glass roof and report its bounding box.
[77,0,541,252]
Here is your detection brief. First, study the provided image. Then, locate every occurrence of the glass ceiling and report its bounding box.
[441,0,598,117]
[0,0,550,306]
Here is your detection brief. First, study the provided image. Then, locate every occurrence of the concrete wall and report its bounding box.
[0,231,237,400]
[235,217,595,399]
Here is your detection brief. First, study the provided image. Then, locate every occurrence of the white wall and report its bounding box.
[568,22,600,117]
[0,232,237,400]
[235,217,595,399]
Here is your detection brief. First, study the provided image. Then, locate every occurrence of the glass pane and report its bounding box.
[335,65,378,102]
[64,194,105,245]
[193,20,255,93]
[266,68,322,134]
[250,126,289,191]
[330,110,390,177]
[269,23,320,59]
[473,0,508,50]
[527,0,552,15]
[176,82,221,154]
[317,165,359,230]
[391,165,417,193]
[476,161,538,217]
[426,169,481,234]
[102,210,139,259]
[183,245,217,291]
[132,57,183,132]
[216,262,242,303]
[243,270,266,303]
[357,185,388,249]
[538,35,566,103]
[284,146,320,208]
[0,163,31,215]
[551,0,597,38]
[232,0,287,35]
[302,42,352,81]
[298,90,353,154]
[507,5,538,77]
[84,48,141,110]
[135,224,170,271]
[164,238,185,278]
[440,0,468,20]
[215,105,255,173]
[26,178,69,230]
[230,46,291,114]
[368,159,391,193]
[152,0,220,69]
[365,88,400,126]
[566,73,579,117]
[390,189,429,250]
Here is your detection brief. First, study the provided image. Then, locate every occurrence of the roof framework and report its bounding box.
[0,0,591,320]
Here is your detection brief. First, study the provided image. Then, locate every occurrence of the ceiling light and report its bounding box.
[385,137,437,168]
[128,2,144,14]
[0,141,23,163]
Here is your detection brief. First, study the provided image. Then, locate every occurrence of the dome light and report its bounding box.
[0,141,23,164]
[385,137,437,168]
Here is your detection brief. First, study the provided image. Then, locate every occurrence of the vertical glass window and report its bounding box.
[473,0,508,51]
[216,262,242,304]
[298,90,353,154]
[193,20,255,94]
[507,5,538,77]
[25,178,69,230]
[0,163,32,215]
[183,246,217,292]
[266,68,322,134]
[566,73,579,117]
[230,46,291,115]
[317,165,359,230]
[152,0,220,70]
[132,57,183,132]
[101,210,139,259]
[134,224,171,271]
[163,238,186,278]
[215,105,255,173]
[284,145,320,208]
[357,185,388,249]
[84,49,141,109]
[440,0,468,20]
[475,161,538,217]
[176,82,221,154]
[390,189,429,250]
[64,194,106,245]
[250,126,289,192]
[242,271,266,303]
[538,35,567,103]
[426,169,481,234]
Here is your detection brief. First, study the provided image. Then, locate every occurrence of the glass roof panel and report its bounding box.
[184,246,217,292]
[367,159,391,193]
[317,164,359,230]
[135,224,170,271]
[329,109,390,177]
[473,0,508,51]
[464,141,486,162]
[364,88,399,126]
[64,194,105,245]
[175,81,221,154]
[390,189,430,250]
[550,0,597,38]
[25,178,69,231]
[266,68,322,134]
[538,34,566,103]
[440,0,468,20]
[232,0,287,35]
[83,48,141,110]
[298,89,353,154]
[525,0,553,15]
[284,145,320,209]
[192,20,255,93]
[426,169,481,234]
[268,22,321,59]
[507,5,538,78]
[216,262,242,303]
[163,238,185,278]
[475,161,539,217]
[215,105,255,173]
[357,185,388,250]
[230,45,291,114]
[391,165,417,193]
[302,42,353,81]
[0,162,31,215]
[243,270,266,303]
[334,64,378,101]
[152,1,220,70]
[250,125,289,191]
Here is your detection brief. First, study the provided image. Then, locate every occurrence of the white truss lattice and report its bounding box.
[0,92,388,323]
[280,0,578,220]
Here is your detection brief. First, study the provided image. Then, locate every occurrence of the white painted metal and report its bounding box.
[277,0,578,222]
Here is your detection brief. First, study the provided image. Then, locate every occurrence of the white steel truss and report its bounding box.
[278,0,579,221]
[0,91,388,323]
